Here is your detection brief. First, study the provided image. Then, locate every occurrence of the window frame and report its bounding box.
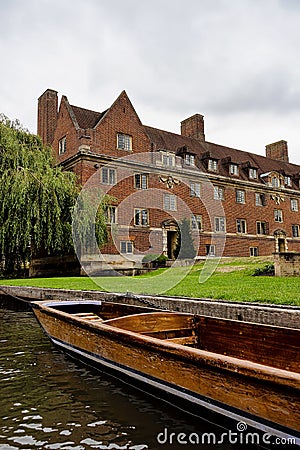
[292,224,300,238]
[250,247,259,257]
[255,192,266,207]
[206,244,216,256]
[185,153,195,166]
[117,133,132,151]
[208,159,218,172]
[105,206,117,224]
[274,209,283,223]
[236,218,247,234]
[285,175,292,187]
[229,163,238,176]
[213,186,225,201]
[256,221,268,235]
[134,173,148,189]
[191,214,202,231]
[291,199,298,212]
[190,182,201,198]
[214,216,226,233]
[163,193,177,211]
[102,167,116,185]
[120,241,133,254]
[249,168,258,179]
[59,136,67,155]
[134,208,149,226]
[236,189,246,204]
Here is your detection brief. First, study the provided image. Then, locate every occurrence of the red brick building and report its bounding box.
[37,88,300,269]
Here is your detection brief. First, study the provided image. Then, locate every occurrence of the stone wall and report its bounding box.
[274,252,300,276]
[1,285,299,329]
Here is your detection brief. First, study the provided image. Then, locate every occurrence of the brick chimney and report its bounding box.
[181,114,205,141]
[37,89,58,145]
[265,140,289,162]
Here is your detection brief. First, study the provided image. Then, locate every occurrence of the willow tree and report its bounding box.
[0,116,107,276]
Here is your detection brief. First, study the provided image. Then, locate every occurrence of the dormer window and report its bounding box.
[284,176,292,187]
[249,168,257,179]
[184,153,195,166]
[161,151,175,167]
[229,164,238,176]
[208,159,218,172]
[271,176,280,188]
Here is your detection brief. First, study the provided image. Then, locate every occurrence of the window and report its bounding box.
[120,241,133,254]
[271,176,280,188]
[117,133,132,150]
[190,182,201,198]
[256,221,268,235]
[191,215,202,231]
[134,173,148,189]
[236,219,247,234]
[59,137,66,155]
[291,199,298,212]
[102,167,116,185]
[161,151,175,167]
[285,176,292,187]
[185,153,195,166]
[213,186,224,200]
[215,217,226,232]
[229,164,238,176]
[134,209,149,226]
[105,206,117,224]
[255,192,266,206]
[250,247,259,257]
[274,209,283,222]
[249,168,257,179]
[236,190,245,204]
[206,244,215,256]
[208,159,218,172]
[163,194,177,211]
[292,224,299,238]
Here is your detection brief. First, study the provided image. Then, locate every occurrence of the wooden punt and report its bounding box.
[31,300,300,444]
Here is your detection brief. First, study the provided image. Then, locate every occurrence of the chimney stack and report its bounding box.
[181,114,205,141]
[37,89,58,146]
[265,140,289,162]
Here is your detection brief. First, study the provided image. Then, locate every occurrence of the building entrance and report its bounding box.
[162,220,178,260]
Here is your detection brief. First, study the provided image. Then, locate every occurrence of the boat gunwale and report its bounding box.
[32,300,300,390]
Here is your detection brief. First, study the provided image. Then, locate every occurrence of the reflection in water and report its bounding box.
[0,308,255,450]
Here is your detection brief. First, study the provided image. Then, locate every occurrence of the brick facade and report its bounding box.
[37,89,300,266]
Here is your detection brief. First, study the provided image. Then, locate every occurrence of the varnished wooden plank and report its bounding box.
[197,316,300,372]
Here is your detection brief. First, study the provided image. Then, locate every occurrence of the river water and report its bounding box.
[0,307,263,450]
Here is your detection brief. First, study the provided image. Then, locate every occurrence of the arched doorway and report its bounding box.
[162,220,178,259]
[274,229,287,253]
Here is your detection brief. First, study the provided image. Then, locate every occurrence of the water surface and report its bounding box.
[0,307,260,449]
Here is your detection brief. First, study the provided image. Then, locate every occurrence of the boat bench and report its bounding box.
[141,328,197,346]
[73,312,104,323]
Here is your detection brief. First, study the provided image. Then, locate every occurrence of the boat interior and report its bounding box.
[47,301,299,373]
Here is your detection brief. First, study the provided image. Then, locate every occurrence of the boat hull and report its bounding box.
[32,301,300,445]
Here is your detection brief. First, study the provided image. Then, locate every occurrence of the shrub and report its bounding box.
[252,263,275,276]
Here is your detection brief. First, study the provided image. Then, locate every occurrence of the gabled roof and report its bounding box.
[144,125,300,182]
[70,105,107,129]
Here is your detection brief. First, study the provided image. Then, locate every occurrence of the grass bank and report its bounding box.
[1,258,299,306]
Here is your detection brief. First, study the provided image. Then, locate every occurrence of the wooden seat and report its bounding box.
[73,312,103,322]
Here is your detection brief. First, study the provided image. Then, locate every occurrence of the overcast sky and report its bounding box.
[1,0,300,163]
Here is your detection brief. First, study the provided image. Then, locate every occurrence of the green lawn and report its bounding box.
[1,258,300,306]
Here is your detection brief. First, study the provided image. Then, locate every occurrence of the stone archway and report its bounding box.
[161,220,178,259]
[274,229,287,253]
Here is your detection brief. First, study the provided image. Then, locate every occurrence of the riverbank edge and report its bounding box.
[0,285,299,329]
